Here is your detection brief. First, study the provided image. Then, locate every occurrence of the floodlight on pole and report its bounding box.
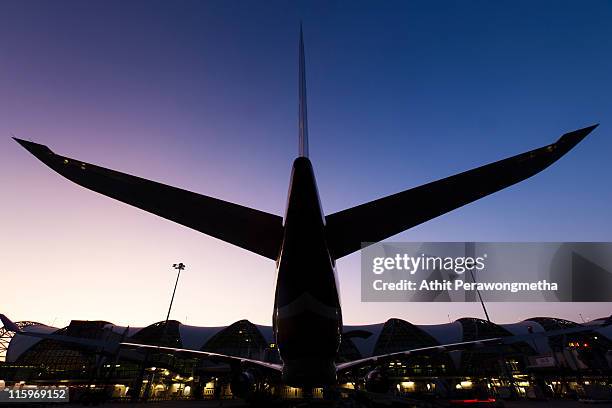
[165,263,186,324]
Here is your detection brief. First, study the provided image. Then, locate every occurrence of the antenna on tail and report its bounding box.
[298,23,309,157]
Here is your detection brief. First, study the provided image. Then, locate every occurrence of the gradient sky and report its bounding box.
[1,1,611,329]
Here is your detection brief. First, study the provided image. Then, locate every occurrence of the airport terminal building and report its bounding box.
[1,316,610,402]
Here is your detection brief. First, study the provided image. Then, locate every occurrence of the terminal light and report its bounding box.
[401,381,415,390]
[450,398,496,404]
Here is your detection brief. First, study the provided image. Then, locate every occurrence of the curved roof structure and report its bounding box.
[3,316,609,365]
[525,317,581,331]
[418,322,463,345]
[201,319,268,360]
[343,323,384,358]
[131,320,182,348]
[179,323,226,350]
[372,318,440,356]
[457,317,513,341]
[12,326,93,371]
[1,321,49,363]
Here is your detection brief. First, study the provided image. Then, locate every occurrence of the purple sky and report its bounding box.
[1,1,610,328]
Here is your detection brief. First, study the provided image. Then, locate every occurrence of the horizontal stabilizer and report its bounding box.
[325,125,598,259]
[13,139,283,260]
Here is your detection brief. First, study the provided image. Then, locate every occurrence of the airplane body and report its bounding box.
[275,156,341,385]
[274,29,342,385]
[5,26,601,391]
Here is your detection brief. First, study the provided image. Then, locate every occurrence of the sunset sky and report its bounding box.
[1,1,611,329]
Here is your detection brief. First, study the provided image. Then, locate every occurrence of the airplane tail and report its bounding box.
[298,23,309,158]
[0,314,22,333]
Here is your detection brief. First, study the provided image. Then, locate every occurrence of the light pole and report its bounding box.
[165,263,186,325]
[138,264,186,403]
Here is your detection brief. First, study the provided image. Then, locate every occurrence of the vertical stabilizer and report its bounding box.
[298,24,309,157]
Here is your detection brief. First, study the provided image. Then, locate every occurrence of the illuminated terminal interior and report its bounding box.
[0,316,610,402]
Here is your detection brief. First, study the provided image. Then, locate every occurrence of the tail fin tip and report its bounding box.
[298,23,309,157]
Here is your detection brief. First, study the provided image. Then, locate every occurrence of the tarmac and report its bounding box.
[53,398,610,408]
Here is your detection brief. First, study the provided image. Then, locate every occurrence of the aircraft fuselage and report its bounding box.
[273,157,342,386]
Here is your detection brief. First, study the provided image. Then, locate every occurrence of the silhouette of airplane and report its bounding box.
[8,26,600,389]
